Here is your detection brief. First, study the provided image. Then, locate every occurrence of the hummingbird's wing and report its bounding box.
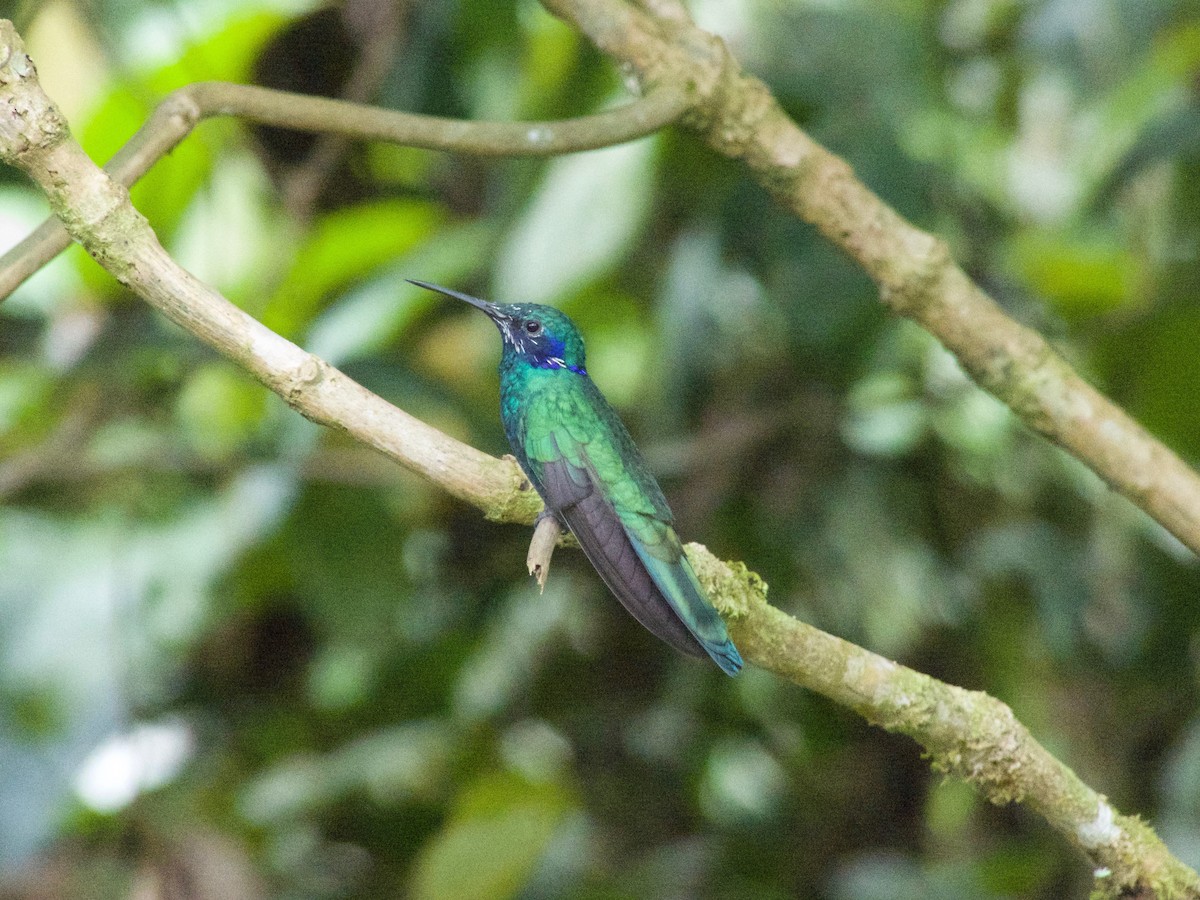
[522,384,742,676]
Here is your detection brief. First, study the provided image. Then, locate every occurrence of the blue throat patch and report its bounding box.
[536,358,588,375]
[525,333,587,375]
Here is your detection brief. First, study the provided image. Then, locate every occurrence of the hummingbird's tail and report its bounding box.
[629,540,744,677]
[543,455,742,676]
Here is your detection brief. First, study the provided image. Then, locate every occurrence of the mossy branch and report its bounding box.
[687,545,1191,898]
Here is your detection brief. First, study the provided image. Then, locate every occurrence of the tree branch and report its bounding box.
[0,23,540,524]
[0,16,1195,898]
[0,70,691,302]
[539,0,1200,566]
[687,544,1191,899]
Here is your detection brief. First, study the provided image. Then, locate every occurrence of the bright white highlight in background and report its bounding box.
[73,720,195,813]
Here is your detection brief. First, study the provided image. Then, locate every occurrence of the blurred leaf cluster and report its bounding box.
[3,0,1200,897]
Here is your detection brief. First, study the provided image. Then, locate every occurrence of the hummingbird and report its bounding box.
[409,280,743,676]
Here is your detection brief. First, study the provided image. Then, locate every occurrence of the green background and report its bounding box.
[2,0,1200,897]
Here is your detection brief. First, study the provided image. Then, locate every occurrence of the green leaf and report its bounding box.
[175,362,268,459]
[261,199,444,336]
[75,13,283,281]
[842,373,926,457]
[1008,231,1136,317]
[411,773,572,900]
[494,136,657,303]
[306,220,492,366]
[0,360,54,443]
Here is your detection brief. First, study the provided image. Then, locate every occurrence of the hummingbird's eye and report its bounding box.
[524,320,542,335]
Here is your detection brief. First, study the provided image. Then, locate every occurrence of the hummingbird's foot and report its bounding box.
[527,512,562,593]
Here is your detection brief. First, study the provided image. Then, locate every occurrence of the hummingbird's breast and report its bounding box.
[499,363,580,475]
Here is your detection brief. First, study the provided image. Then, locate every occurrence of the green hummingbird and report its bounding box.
[409,280,742,676]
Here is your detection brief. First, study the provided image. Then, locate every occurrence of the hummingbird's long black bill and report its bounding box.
[407,279,501,318]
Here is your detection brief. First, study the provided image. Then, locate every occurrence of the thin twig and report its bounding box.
[0,77,690,302]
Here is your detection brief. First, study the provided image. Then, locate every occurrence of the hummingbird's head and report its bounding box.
[408,280,587,375]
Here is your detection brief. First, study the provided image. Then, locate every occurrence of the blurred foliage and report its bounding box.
[3,0,1200,897]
